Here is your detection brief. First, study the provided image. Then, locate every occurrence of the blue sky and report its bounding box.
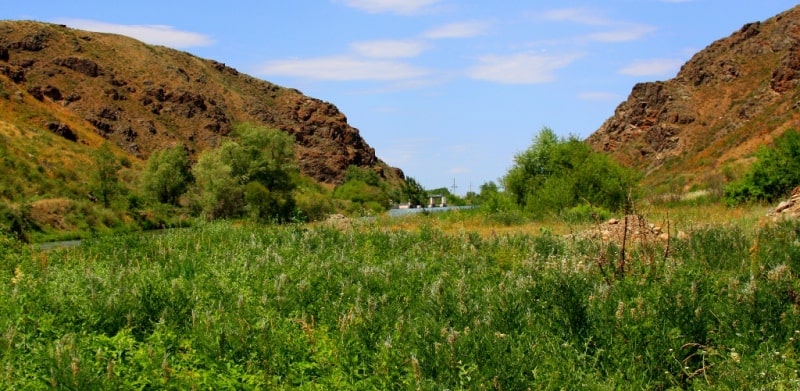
[5,1,799,193]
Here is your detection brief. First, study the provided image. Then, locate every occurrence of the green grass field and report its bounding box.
[2,212,800,389]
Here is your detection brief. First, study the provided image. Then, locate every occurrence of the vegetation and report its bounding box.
[403,176,428,208]
[725,129,800,205]
[91,142,123,208]
[2,210,800,388]
[504,127,638,218]
[333,166,395,215]
[140,145,192,206]
[189,123,299,222]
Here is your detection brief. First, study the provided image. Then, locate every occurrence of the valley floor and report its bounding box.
[1,205,798,389]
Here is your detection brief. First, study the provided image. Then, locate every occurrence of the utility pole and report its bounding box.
[450,178,458,195]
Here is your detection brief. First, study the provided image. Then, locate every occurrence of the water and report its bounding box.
[35,239,82,251]
[387,205,475,217]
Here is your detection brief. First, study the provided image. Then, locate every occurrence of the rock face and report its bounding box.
[771,186,800,219]
[0,20,403,184]
[587,6,800,189]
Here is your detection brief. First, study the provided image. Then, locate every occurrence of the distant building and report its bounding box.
[428,195,446,208]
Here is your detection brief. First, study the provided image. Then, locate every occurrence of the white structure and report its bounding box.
[428,195,446,208]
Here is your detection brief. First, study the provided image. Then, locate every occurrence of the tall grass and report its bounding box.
[1,217,800,389]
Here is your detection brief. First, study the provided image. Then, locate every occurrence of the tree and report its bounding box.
[190,124,298,222]
[140,145,192,206]
[191,147,243,219]
[504,127,637,216]
[505,128,560,206]
[92,142,122,208]
[403,177,427,208]
[333,166,392,213]
[725,129,800,204]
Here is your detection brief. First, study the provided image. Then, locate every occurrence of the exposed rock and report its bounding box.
[770,186,800,220]
[46,122,77,141]
[27,84,63,101]
[0,65,25,83]
[580,215,685,247]
[26,86,44,101]
[41,85,62,101]
[771,47,800,93]
[52,57,100,77]
[11,32,48,51]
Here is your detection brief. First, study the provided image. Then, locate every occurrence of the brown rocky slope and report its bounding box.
[0,20,403,186]
[587,5,800,193]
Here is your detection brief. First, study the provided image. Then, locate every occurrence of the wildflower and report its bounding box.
[730,351,741,363]
[768,264,792,282]
[11,266,23,285]
[615,301,625,320]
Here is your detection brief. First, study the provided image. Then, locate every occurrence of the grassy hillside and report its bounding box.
[0,20,408,240]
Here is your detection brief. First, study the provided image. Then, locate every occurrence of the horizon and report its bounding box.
[5,1,799,194]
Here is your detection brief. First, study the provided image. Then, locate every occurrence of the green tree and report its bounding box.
[140,145,192,206]
[191,147,244,219]
[92,142,122,208]
[504,127,636,217]
[725,129,800,204]
[333,166,392,213]
[191,124,298,222]
[505,128,559,206]
[403,177,428,208]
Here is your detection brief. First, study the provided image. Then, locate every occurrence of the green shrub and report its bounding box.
[332,166,394,213]
[725,129,800,205]
[504,127,637,216]
[561,203,612,223]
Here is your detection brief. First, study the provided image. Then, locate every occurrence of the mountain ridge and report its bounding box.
[0,20,403,186]
[586,5,800,193]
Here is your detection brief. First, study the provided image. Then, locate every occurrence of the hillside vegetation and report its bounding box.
[0,20,405,240]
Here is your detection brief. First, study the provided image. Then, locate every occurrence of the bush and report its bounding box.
[333,166,393,213]
[725,129,800,205]
[294,186,334,222]
[504,128,637,217]
[560,203,612,224]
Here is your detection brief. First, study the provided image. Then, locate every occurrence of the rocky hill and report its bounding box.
[587,5,800,193]
[0,20,403,187]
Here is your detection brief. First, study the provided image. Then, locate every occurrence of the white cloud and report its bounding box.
[578,91,621,101]
[423,21,492,39]
[538,8,613,26]
[619,58,684,77]
[257,55,428,82]
[339,0,443,14]
[535,8,655,44]
[468,52,583,84]
[55,18,214,48]
[350,40,429,58]
[585,25,656,43]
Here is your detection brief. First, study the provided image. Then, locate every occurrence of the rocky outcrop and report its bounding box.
[771,186,800,219]
[587,5,800,188]
[0,20,402,184]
